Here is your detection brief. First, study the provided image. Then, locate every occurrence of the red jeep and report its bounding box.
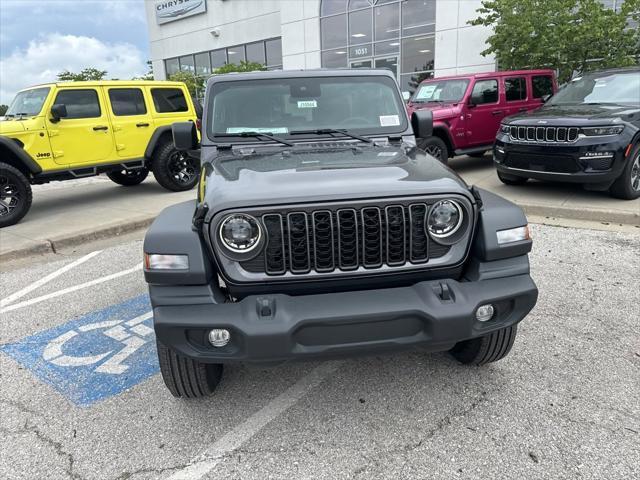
[407,70,557,164]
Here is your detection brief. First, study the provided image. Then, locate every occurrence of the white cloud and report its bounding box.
[0,33,148,104]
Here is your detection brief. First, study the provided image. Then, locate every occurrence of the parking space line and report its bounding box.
[167,361,342,480]
[0,263,143,314]
[1,250,102,308]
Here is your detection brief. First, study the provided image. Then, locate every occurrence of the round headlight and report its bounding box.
[219,214,262,253]
[427,200,463,238]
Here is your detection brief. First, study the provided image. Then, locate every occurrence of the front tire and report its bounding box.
[156,340,223,398]
[497,170,528,185]
[609,144,640,200]
[417,136,449,165]
[450,325,518,365]
[0,162,32,228]
[152,140,199,192]
[106,168,149,186]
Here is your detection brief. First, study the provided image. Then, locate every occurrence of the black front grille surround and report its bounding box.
[509,125,579,144]
[209,195,475,283]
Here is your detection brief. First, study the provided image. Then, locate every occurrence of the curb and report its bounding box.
[1,201,638,263]
[1,216,155,263]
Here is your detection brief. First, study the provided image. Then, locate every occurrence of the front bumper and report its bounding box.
[494,134,631,185]
[153,273,538,364]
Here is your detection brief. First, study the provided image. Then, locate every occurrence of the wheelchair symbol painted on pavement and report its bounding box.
[1,295,160,406]
[42,311,154,374]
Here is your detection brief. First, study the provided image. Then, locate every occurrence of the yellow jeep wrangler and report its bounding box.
[0,80,200,227]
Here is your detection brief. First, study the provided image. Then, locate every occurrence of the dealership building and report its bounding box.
[144,0,498,94]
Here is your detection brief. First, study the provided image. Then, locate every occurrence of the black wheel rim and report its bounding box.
[631,153,640,192]
[0,174,20,217]
[168,152,197,185]
[424,144,443,159]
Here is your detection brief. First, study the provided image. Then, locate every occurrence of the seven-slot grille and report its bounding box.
[246,203,450,276]
[509,126,579,143]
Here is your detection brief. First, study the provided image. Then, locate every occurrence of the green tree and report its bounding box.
[57,67,107,81]
[0,104,8,116]
[134,61,155,81]
[470,0,640,83]
[168,71,206,97]
[213,61,267,74]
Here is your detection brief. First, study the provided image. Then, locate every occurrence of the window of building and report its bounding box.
[321,14,348,50]
[151,88,188,113]
[108,88,147,116]
[54,89,101,119]
[401,0,436,36]
[210,49,227,69]
[194,52,211,76]
[165,58,179,76]
[179,55,195,73]
[226,45,246,63]
[349,8,372,45]
[532,75,554,98]
[265,38,283,68]
[375,2,400,41]
[505,77,527,101]
[246,41,266,64]
[470,79,499,104]
[320,0,436,93]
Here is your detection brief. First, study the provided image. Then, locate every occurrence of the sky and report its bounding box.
[0,0,150,104]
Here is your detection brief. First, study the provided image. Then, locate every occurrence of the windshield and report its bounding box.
[6,87,51,117]
[411,79,470,103]
[207,75,407,141]
[548,71,640,106]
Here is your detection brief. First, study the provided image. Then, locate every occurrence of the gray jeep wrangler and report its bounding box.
[143,69,538,398]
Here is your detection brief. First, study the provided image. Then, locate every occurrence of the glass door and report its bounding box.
[350,59,373,69]
[374,56,398,77]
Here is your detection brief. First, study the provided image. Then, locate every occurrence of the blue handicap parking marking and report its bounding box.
[1,294,159,407]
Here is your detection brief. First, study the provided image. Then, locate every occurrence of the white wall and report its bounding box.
[280,0,321,69]
[434,0,495,77]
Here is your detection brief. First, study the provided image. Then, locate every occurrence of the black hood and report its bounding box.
[202,144,471,215]
[505,103,640,127]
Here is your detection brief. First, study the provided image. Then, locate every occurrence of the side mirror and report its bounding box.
[402,91,411,102]
[411,110,433,139]
[172,121,199,151]
[50,104,68,122]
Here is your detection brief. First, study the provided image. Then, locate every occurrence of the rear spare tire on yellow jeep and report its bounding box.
[0,162,32,228]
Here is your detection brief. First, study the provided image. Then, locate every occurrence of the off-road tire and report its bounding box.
[609,143,640,200]
[497,170,528,185]
[0,162,32,228]
[156,340,223,398]
[106,168,149,186]
[151,140,199,192]
[417,136,449,165]
[450,325,518,365]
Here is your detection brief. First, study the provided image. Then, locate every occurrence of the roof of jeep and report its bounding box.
[206,68,396,86]
[18,80,188,92]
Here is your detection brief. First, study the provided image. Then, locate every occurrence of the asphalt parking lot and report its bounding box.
[1,223,639,480]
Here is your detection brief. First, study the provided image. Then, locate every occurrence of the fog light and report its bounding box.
[208,329,231,347]
[476,304,495,322]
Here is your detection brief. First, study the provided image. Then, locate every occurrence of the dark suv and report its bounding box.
[143,69,538,398]
[494,68,640,199]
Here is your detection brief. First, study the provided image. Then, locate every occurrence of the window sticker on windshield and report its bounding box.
[226,127,289,134]
[379,115,400,127]
[416,85,436,99]
[297,100,317,108]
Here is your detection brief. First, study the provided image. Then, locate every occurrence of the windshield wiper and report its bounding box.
[213,131,294,146]
[289,128,373,144]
